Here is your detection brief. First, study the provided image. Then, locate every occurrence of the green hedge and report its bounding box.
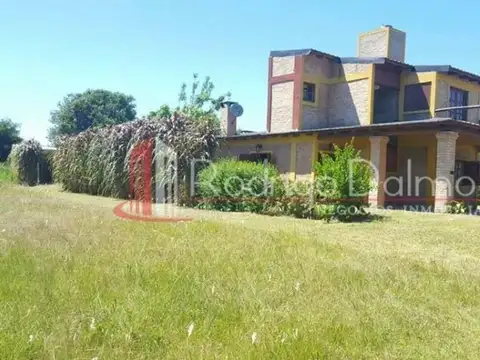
[195,158,283,213]
[193,141,373,222]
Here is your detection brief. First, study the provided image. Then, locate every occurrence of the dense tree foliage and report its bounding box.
[48,89,136,144]
[0,118,22,162]
[149,74,231,121]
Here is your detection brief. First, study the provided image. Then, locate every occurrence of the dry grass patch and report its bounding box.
[1,184,480,359]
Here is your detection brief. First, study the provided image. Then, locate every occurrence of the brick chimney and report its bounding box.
[358,25,406,62]
[220,101,238,136]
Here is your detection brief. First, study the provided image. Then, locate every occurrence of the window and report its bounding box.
[238,153,272,164]
[449,87,468,120]
[303,82,316,102]
[455,160,480,185]
[404,82,431,112]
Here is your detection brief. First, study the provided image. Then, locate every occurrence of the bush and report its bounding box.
[0,163,15,183]
[7,140,51,186]
[192,142,374,223]
[52,114,219,199]
[445,200,469,214]
[196,158,283,212]
[313,140,372,221]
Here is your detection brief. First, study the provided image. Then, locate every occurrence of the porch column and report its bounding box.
[434,131,458,211]
[368,136,389,207]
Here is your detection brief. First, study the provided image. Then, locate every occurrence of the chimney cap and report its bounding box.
[220,100,238,108]
[382,24,393,28]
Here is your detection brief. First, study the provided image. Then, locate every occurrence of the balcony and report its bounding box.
[434,105,480,124]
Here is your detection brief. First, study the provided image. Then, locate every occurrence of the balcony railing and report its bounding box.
[434,104,480,124]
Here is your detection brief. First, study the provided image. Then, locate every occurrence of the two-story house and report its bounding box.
[217,25,480,211]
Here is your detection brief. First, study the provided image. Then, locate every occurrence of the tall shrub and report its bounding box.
[313,140,372,220]
[53,120,159,198]
[52,113,219,200]
[196,158,283,212]
[8,139,50,186]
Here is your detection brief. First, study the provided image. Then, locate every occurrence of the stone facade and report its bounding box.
[328,79,370,126]
[358,29,388,59]
[271,82,294,132]
[357,26,406,62]
[467,90,480,122]
[304,55,332,77]
[272,56,294,77]
[341,63,370,75]
[298,57,372,130]
[219,103,237,136]
[434,132,458,211]
[436,80,450,109]
[302,106,328,129]
[388,28,406,62]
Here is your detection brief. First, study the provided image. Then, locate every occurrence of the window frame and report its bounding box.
[403,82,431,112]
[303,82,316,103]
[449,87,469,120]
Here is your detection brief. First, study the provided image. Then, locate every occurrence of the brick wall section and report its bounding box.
[436,80,450,109]
[219,106,236,136]
[303,106,328,129]
[295,142,313,181]
[467,91,480,122]
[358,30,388,58]
[341,63,370,75]
[302,55,335,129]
[435,77,480,122]
[389,29,406,62]
[216,142,291,175]
[358,27,406,62]
[328,79,370,126]
[304,55,333,77]
[434,132,458,211]
[271,82,294,132]
[302,83,329,129]
[272,56,295,77]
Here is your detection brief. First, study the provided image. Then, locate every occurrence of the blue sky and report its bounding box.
[1,0,479,146]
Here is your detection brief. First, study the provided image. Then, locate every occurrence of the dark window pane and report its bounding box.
[449,87,468,120]
[303,82,316,102]
[404,82,431,112]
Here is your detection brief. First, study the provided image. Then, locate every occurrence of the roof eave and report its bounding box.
[220,119,480,141]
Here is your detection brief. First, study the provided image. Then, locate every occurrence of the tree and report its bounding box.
[0,118,22,162]
[48,89,136,143]
[149,74,231,120]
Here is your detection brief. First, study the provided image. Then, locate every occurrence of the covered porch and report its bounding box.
[220,118,480,212]
[314,119,480,211]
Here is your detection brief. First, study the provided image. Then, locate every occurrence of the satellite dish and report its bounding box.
[230,103,244,117]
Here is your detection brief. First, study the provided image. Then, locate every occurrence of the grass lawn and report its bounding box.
[1,182,480,359]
